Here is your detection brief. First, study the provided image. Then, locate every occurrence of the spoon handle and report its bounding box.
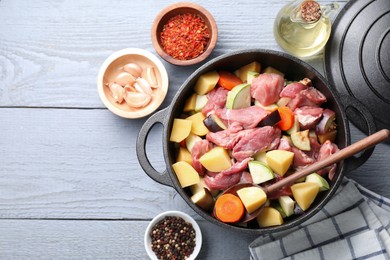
[265,129,390,194]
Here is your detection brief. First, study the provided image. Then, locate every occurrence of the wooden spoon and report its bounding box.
[215,129,390,223]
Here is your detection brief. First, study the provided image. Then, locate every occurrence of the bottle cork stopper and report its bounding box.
[301,0,321,23]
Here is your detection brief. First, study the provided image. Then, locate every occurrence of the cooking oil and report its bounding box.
[274,0,339,58]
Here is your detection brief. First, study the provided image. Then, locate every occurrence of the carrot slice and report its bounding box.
[214,193,245,223]
[217,70,243,90]
[277,106,295,131]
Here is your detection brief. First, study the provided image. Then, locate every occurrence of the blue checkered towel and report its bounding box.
[249,178,390,260]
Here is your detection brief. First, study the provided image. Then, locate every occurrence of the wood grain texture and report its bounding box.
[0,0,386,259]
[0,0,336,108]
[0,219,258,259]
[0,108,389,220]
[0,108,178,219]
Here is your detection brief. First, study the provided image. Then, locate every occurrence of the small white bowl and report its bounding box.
[97,48,169,118]
[144,211,202,260]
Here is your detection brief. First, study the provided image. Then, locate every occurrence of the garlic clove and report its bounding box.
[107,83,125,103]
[115,72,136,86]
[144,67,158,88]
[134,77,153,95]
[124,84,137,93]
[124,91,151,108]
[123,63,142,78]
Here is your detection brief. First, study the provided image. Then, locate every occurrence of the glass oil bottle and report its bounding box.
[274,0,339,58]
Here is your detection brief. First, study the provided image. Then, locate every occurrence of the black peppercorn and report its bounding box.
[150,216,196,260]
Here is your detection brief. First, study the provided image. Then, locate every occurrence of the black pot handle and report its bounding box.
[136,108,173,187]
[340,94,377,172]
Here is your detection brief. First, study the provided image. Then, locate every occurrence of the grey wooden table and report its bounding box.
[1,0,389,259]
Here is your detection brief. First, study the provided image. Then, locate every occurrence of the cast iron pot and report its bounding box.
[136,49,376,234]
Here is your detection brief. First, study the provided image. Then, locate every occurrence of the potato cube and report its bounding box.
[169,118,192,142]
[262,66,285,77]
[256,207,284,227]
[266,150,294,176]
[191,188,214,211]
[172,161,200,188]
[190,177,219,197]
[185,133,202,153]
[237,187,267,214]
[183,93,197,112]
[177,147,193,165]
[199,146,232,172]
[291,182,320,211]
[186,112,209,136]
[194,71,219,95]
[234,61,261,82]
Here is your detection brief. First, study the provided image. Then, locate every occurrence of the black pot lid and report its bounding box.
[324,0,390,133]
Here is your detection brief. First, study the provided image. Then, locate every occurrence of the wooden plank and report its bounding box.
[0,108,389,220]
[0,219,258,259]
[0,107,182,218]
[0,0,374,258]
[0,0,335,108]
